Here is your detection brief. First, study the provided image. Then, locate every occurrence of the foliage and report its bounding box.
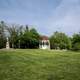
[0,20,80,50]
[50,31,71,50]
[72,33,80,51]
[0,21,6,48]
[5,24,21,48]
[0,20,40,49]
[20,28,40,49]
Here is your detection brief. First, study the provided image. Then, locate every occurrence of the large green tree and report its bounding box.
[72,33,80,51]
[19,28,40,49]
[50,31,71,50]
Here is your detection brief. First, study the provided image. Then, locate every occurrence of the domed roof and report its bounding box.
[40,36,49,40]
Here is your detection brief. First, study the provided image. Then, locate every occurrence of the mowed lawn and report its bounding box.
[0,49,80,80]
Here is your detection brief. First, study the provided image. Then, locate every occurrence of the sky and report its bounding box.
[0,0,80,36]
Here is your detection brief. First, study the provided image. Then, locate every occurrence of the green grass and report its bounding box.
[0,49,80,80]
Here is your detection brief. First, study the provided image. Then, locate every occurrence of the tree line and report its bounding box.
[0,21,80,51]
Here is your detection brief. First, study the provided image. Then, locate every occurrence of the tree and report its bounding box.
[50,31,71,50]
[72,33,80,51]
[19,28,40,49]
[0,21,6,48]
[5,24,22,48]
[30,28,40,48]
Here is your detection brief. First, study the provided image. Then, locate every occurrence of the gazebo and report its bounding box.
[39,36,50,49]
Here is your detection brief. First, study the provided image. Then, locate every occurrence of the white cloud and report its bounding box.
[46,0,80,36]
[0,0,80,36]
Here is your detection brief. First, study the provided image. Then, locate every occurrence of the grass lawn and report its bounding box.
[0,49,80,80]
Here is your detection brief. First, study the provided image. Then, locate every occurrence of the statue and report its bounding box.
[6,37,10,49]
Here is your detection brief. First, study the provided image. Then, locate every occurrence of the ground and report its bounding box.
[0,49,80,80]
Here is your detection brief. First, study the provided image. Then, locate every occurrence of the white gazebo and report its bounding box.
[39,36,50,49]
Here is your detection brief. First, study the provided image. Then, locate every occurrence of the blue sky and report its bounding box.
[0,0,80,36]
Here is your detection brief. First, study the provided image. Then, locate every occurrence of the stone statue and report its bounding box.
[6,37,10,49]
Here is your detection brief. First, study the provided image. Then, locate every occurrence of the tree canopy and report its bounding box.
[0,21,80,51]
[72,33,80,51]
[50,31,71,50]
